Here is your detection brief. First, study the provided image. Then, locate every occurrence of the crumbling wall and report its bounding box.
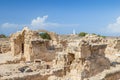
[105,38,120,54]
[1,45,11,53]
[53,52,67,68]
[0,46,1,53]
[105,71,120,80]
[1,73,50,80]
[30,40,48,61]
[10,27,41,61]
[0,38,11,54]
[53,35,110,80]
[10,33,24,56]
[10,27,57,61]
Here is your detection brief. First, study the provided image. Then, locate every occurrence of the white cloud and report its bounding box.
[1,23,27,34]
[1,23,18,28]
[106,16,120,33]
[0,15,80,33]
[31,15,48,27]
[31,15,61,29]
[0,23,23,35]
[30,15,79,30]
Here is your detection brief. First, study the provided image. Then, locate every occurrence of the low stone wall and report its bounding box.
[104,70,120,80]
[1,68,65,80]
[89,65,120,80]
[1,72,50,80]
[13,74,50,80]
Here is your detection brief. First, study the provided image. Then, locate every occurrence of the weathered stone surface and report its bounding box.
[10,27,57,61]
[0,29,120,80]
[0,38,11,53]
[105,38,120,55]
[51,34,110,80]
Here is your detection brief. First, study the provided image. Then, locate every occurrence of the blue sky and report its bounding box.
[0,0,120,36]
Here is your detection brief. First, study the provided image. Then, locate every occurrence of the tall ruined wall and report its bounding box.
[10,27,41,60]
[10,33,24,56]
[23,29,41,61]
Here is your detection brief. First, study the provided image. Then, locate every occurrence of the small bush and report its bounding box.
[0,34,7,38]
[39,32,51,40]
[101,36,106,38]
[91,33,106,38]
[78,32,88,37]
[92,33,97,35]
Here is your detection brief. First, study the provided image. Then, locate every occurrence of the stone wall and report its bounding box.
[1,72,50,80]
[0,38,11,54]
[53,35,110,80]
[10,27,43,61]
[30,40,49,61]
[105,38,120,54]
[88,65,120,80]
[10,27,57,61]
[105,71,120,80]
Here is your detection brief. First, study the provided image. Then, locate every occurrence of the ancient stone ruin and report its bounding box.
[52,37,110,80]
[0,28,120,80]
[10,27,48,61]
[10,27,59,62]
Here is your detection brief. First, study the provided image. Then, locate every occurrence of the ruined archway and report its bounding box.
[37,30,58,45]
[10,28,26,56]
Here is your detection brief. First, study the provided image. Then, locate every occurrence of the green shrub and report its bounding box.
[97,34,106,38]
[39,32,51,40]
[101,36,106,38]
[92,33,97,35]
[91,33,106,38]
[78,32,88,37]
[0,34,7,38]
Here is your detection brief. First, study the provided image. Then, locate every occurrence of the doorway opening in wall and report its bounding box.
[68,53,75,64]
[22,43,24,54]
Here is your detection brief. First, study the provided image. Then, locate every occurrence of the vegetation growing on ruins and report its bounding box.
[92,33,106,38]
[78,32,106,38]
[0,34,7,38]
[39,32,51,40]
[78,32,88,37]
